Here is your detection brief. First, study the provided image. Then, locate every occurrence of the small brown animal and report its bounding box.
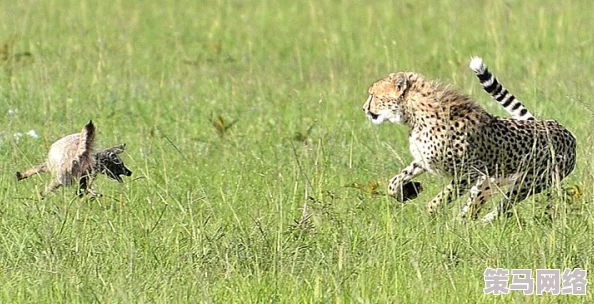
[16,120,132,198]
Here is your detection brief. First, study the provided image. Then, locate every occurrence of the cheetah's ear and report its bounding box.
[395,73,409,94]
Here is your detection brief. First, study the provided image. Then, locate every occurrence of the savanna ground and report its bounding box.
[1,0,593,302]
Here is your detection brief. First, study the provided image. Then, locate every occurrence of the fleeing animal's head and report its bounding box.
[95,143,132,182]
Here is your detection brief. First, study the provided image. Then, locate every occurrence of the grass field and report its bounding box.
[1,0,593,302]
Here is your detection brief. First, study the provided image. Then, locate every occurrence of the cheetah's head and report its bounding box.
[362,72,409,125]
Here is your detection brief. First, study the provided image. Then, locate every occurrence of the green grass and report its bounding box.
[1,0,593,302]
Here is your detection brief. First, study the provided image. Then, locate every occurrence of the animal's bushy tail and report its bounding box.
[74,120,96,173]
[469,57,535,120]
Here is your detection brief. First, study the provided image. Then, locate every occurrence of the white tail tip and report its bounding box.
[469,56,486,74]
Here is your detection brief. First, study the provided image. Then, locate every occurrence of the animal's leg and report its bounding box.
[427,177,474,215]
[481,174,548,223]
[40,181,62,198]
[77,175,101,198]
[387,161,426,202]
[16,162,48,181]
[77,175,89,197]
[427,180,456,214]
[458,175,496,220]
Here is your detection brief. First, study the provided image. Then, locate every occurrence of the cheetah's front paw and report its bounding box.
[389,181,423,202]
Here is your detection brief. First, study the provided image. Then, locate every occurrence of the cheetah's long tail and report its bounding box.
[469,57,535,121]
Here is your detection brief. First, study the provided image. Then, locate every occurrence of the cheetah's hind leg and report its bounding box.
[458,175,499,221]
[481,174,549,224]
[427,176,476,216]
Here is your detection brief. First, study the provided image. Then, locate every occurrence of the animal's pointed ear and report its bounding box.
[113,143,126,154]
[395,73,409,93]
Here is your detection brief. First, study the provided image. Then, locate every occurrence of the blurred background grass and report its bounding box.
[1,0,593,302]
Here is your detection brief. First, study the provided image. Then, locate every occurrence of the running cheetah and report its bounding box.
[16,121,133,198]
[362,65,576,222]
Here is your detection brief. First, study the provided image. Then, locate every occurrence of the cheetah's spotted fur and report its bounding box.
[362,71,576,222]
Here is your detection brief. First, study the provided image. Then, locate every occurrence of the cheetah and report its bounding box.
[362,69,576,223]
[16,121,132,198]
